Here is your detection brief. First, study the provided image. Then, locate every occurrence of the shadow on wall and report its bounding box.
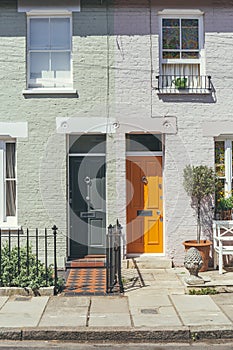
[2,0,233,37]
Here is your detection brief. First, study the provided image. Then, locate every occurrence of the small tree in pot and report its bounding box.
[183,165,216,271]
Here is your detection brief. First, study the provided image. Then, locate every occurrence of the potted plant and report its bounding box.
[216,196,233,220]
[183,165,216,271]
[172,77,187,89]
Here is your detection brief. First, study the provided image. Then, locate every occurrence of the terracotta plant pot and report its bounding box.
[183,240,212,272]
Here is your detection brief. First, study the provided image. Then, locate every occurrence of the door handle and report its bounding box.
[157,210,161,215]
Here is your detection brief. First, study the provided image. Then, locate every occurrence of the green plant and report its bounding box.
[189,287,218,295]
[217,196,233,211]
[183,165,216,244]
[0,244,58,292]
[191,332,199,341]
[172,77,187,89]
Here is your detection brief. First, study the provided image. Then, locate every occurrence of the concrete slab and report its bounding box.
[88,313,132,327]
[90,296,129,313]
[0,296,48,327]
[39,296,90,327]
[0,297,8,310]
[171,295,231,326]
[211,293,233,305]
[130,306,182,327]
[127,293,182,327]
[211,294,233,322]
[128,293,171,307]
[89,296,131,327]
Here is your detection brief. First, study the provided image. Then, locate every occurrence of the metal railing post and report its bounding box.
[26,228,29,277]
[52,225,58,294]
[17,228,20,275]
[45,228,48,286]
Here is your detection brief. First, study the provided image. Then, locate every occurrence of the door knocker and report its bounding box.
[141,176,148,185]
[84,176,91,184]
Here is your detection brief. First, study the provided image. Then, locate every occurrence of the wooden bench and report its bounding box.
[213,220,233,274]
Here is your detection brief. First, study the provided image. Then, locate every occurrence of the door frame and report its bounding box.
[126,150,165,257]
[67,136,106,259]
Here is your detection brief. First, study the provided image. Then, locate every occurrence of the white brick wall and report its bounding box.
[0,0,233,266]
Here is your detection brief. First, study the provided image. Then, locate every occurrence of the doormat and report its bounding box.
[63,268,106,296]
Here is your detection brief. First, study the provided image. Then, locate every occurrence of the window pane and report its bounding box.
[215,141,225,177]
[6,143,15,179]
[163,28,180,49]
[51,52,70,71]
[182,51,199,59]
[30,18,49,50]
[6,180,16,216]
[69,135,106,154]
[162,19,179,27]
[30,52,49,79]
[162,19,180,50]
[181,19,199,50]
[126,134,162,152]
[50,18,70,50]
[163,52,180,59]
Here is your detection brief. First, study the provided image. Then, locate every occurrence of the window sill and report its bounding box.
[22,88,78,97]
[0,225,22,233]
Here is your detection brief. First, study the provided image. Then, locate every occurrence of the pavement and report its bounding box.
[0,267,233,343]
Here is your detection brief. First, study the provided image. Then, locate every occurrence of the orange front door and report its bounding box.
[126,156,163,254]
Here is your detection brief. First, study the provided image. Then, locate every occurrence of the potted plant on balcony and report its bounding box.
[216,196,233,220]
[172,77,187,89]
[183,165,216,271]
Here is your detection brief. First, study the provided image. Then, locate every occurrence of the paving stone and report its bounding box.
[0,296,49,327]
[39,296,90,327]
[89,296,131,327]
[171,295,231,326]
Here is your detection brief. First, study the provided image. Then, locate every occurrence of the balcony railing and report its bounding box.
[156,75,212,94]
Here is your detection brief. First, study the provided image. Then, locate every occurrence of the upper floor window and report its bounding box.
[162,18,199,60]
[157,10,209,93]
[27,16,72,89]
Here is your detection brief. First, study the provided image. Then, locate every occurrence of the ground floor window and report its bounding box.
[215,139,233,218]
[0,140,16,225]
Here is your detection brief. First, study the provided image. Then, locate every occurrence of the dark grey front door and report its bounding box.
[69,156,106,259]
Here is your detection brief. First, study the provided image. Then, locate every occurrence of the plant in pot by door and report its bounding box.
[216,196,233,220]
[183,165,216,271]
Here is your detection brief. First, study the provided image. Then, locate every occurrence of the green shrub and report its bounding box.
[0,244,55,291]
[189,287,218,295]
[217,196,233,211]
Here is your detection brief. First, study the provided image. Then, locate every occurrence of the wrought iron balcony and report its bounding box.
[156,75,212,94]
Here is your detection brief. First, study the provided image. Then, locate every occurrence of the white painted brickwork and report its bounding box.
[0,0,232,266]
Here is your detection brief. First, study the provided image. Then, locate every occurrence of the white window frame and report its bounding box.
[0,140,17,228]
[27,13,73,90]
[215,138,233,197]
[159,10,205,75]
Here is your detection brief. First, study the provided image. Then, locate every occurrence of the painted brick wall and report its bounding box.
[0,0,232,266]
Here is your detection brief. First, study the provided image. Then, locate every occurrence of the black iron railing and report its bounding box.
[106,221,124,294]
[156,75,212,93]
[0,225,58,293]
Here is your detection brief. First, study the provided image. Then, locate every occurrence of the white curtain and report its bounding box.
[6,143,16,216]
[162,64,201,90]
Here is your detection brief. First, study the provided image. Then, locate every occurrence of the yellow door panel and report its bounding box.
[126,156,163,254]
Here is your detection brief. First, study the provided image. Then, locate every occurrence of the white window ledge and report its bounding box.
[23,89,78,96]
[0,225,21,231]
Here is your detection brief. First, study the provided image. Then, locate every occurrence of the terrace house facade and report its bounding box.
[0,0,233,267]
